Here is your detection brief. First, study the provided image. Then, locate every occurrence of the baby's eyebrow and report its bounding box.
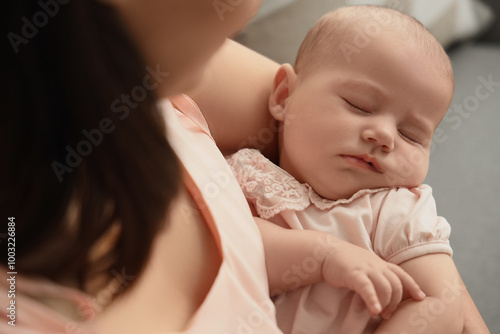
[339,79,386,101]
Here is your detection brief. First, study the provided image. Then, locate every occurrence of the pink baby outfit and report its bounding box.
[226,148,453,334]
[0,96,282,334]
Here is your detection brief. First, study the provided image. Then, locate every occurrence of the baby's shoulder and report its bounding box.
[374,184,435,206]
[372,184,439,224]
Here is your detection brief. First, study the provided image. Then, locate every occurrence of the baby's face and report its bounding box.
[273,34,453,200]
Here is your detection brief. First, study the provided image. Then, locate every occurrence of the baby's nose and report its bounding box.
[361,126,395,152]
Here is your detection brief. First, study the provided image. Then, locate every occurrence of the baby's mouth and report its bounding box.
[341,155,383,173]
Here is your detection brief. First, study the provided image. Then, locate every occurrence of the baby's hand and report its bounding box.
[320,236,425,318]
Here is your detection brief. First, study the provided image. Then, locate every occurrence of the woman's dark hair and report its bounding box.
[1,0,180,294]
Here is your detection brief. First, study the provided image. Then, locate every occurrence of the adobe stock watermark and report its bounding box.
[377,278,463,334]
[52,267,135,334]
[380,149,426,188]
[77,267,135,321]
[213,0,246,22]
[51,65,169,182]
[430,73,500,155]
[237,114,296,152]
[199,169,234,200]
[340,0,406,63]
[7,0,71,54]
[272,234,336,299]
[222,298,276,334]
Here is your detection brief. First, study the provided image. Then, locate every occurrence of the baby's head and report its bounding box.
[268,6,454,200]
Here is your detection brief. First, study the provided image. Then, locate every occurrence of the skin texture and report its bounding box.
[269,33,454,200]
[378,254,464,333]
[111,0,262,96]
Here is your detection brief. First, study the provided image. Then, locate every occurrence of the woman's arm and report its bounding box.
[462,277,490,333]
[186,39,280,161]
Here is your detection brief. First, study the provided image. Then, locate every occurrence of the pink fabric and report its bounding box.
[0,97,282,334]
[158,95,282,333]
[227,148,453,334]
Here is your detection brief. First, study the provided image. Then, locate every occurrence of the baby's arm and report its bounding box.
[374,254,463,333]
[254,217,425,317]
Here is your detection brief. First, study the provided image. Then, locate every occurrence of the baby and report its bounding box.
[227,6,462,334]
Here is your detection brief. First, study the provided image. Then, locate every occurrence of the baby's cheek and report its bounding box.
[411,150,430,185]
[385,151,429,187]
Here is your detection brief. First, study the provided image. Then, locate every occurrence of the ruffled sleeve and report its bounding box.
[372,185,452,265]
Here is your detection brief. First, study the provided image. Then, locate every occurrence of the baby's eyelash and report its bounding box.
[344,98,423,145]
[398,130,420,144]
[345,100,369,114]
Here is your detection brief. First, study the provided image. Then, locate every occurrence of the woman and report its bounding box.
[1,0,488,333]
[3,0,280,332]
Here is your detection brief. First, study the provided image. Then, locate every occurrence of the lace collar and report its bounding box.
[227,149,389,219]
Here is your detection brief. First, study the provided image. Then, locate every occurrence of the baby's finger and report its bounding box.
[348,274,382,316]
[370,272,393,312]
[380,271,403,319]
[393,265,426,301]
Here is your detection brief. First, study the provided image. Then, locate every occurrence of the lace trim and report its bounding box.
[226,149,389,219]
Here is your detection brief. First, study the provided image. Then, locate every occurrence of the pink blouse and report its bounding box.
[227,148,453,334]
[162,95,282,333]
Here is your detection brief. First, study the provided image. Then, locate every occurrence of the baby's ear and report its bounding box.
[268,64,298,121]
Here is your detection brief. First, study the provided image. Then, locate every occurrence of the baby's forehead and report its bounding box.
[296,6,454,89]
